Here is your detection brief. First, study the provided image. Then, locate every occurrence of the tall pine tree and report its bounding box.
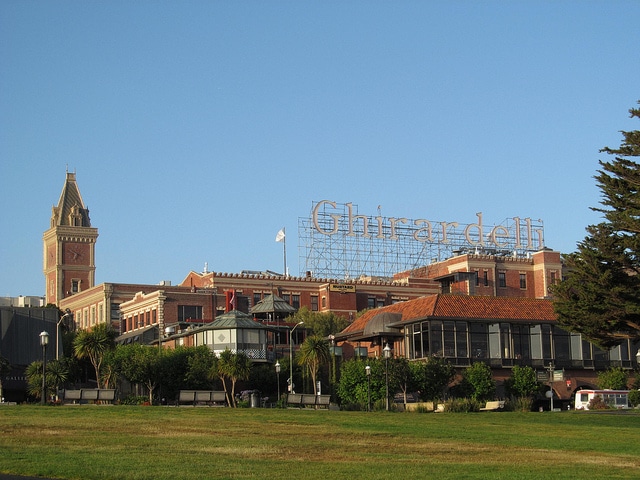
[552,102,640,348]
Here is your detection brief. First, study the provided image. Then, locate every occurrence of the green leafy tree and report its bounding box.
[337,358,386,409]
[217,349,251,407]
[73,323,117,388]
[505,365,539,399]
[597,367,629,390]
[552,102,640,348]
[463,362,495,402]
[390,357,422,407]
[298,335,331,395]
[420,356,456,407]
[183,346,217,390]
[285,307,349,337]
[117,344,163,404]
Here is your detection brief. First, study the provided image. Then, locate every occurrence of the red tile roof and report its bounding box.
[342,294,557,336]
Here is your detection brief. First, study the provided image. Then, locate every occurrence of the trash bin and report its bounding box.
[251,392,260,408]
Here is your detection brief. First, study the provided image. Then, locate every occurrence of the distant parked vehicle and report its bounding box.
[574,389,629,410]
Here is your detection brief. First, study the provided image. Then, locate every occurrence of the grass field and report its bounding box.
[0,406,639,480]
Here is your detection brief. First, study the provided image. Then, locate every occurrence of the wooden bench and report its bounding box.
[286,393,331,409]
[479,400,505,411]
[63,389,116,404]
[178,390,227,406]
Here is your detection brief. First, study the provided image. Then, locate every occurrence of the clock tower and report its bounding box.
[43,172,98,305]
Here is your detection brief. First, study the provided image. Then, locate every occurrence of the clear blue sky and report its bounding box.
[1,1,639,298]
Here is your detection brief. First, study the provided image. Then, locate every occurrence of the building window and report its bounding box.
[282,293,290,304]
[71,279,80,293]
[377,299,385,308]
[474,270,480,286]
[519,273,527,289]
[178,305,203,322]
[498,271,506,288]
[253,293,262,306]
[310,296,318,311]
[321,296,326,308]
[483,271,489,287]
[292,294,300,309]
[367,297,376,309]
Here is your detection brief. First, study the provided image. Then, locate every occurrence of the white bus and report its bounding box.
[574,389,629,410]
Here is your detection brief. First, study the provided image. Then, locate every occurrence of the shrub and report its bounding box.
[628,389,640,407]
[120,395,147,405]
[443,398,482,412]
[510,396,533,412]
[587,395,610,410]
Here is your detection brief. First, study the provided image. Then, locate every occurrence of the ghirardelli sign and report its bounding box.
[311,200,543,250]
[300,200,545,279]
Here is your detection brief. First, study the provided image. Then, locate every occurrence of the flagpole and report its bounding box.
[276,227,288,276]
[283,228,287,276]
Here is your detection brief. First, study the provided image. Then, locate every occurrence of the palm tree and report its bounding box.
[298,336,331,395]
[73,323,116,388]
[217,349,251,407]
[47,359,70,400]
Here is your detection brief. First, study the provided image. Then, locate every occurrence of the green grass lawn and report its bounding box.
[1,406,639,479]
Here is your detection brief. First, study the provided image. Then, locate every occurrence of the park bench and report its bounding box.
[479,400,505,411]
[63,389,116,404]
[286,393,332,409]
[178,390,227,406]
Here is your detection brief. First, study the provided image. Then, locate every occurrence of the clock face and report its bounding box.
[64,243,88,264]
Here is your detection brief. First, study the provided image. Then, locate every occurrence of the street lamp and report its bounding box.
[383,343,392,411]
[39,331,49,405]
[365,365,371,412]
[56,309,72,361]
[289,321,304,394]
[275,361,281,403]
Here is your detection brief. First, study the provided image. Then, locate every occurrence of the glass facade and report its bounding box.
[405,319,635,369]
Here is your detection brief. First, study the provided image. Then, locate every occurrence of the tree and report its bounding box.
[420,356,456,407]
[389,357,427,408]
[73,323,117,388]
[285,307,349,337]
[117,344,163,404]
[297,335,331,395]
[505,365,539,399]
[552,102,640,348]
[25,360,68,402]
[463,362,495,402]
[337,358,386,409]
[597,367,629,390]
[217,349,251,407]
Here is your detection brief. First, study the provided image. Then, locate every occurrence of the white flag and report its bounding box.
[275,228,285,242]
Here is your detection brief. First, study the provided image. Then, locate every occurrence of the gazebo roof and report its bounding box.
[211,309,268,329]
[250,294,297,315]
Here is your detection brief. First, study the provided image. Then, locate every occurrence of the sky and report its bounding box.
[1,1,639,298]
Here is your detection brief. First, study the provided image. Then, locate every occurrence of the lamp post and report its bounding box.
[56,309,71,361]
[39,331,49,405]
[289,321,304,394]
[383,343,392,411]
[365,365,371,412]
[275,361,281,402]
